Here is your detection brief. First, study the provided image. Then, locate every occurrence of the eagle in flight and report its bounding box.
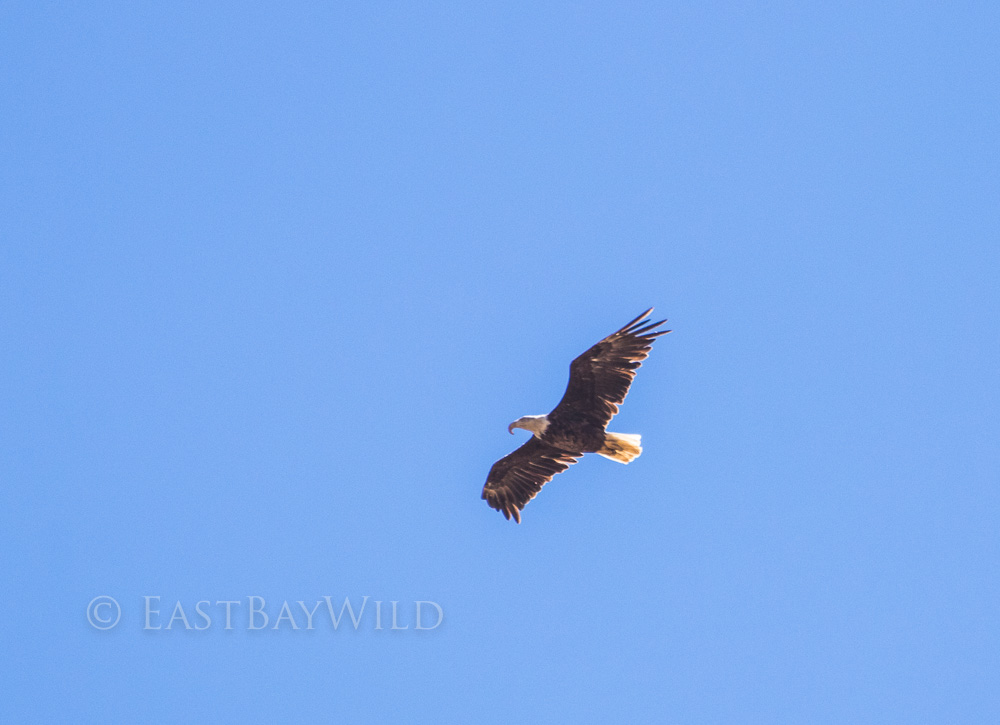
[482,308,670,523]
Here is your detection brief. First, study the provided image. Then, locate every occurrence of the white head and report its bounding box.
[507,415,550,437]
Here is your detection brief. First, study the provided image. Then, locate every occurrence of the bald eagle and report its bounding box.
[482,308,670,523]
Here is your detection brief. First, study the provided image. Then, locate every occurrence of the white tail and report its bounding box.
[597,433,642,463]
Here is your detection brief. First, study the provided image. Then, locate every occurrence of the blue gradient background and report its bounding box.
[3,2,998,722]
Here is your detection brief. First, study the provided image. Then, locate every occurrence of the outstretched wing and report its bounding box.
[549,308,670,430]
[482,437,582,523]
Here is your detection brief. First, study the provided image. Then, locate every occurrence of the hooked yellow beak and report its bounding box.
[507,422,516,435]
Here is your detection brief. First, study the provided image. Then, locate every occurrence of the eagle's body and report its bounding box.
[482,308,670,523]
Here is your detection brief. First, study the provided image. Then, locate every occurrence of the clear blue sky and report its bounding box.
[3,2,998,722]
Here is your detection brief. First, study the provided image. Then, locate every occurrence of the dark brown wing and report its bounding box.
[482,437,582,523]
[549,308,670,430]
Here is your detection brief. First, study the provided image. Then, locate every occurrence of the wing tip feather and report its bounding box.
[617,307,654,334]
